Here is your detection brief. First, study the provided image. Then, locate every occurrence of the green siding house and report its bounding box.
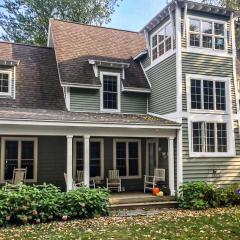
[0,0,239,195]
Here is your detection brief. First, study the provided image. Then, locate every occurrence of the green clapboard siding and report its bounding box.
[121,92,147,114]
[70,67,148,114]
[70,88,100,112]
[182,52,237,113]
[141,55,151,69]
[146,53,176,115]
[182,118,240,185]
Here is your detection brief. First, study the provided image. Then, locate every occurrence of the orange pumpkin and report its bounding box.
[152,187,160,196]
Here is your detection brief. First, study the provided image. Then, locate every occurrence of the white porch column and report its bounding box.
[168,137,175,196]
[83,135,90,187]
[66,135,73,191]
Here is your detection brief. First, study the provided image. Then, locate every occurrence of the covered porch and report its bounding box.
[0,109,182,196]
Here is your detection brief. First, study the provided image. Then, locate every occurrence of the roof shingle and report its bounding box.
[50,19,150,89]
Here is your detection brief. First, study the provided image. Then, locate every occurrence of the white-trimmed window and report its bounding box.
[0,70,12,96]
[192,122,227,153]
[1,137,38,182]
[113,139,141,179]
[100,72,120,112]
[73,138,104,180]
[190,78,227,112]
[151,22,173,61]
[189,18,226,51]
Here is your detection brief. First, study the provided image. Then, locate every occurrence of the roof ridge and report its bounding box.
[0,40,52,49]
[50,18,143,35]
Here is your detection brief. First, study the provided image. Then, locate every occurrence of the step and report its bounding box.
[110,195,175,204]
[110,201,178,210]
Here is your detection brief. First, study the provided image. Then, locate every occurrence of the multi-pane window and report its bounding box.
[102,75,118,110]
[191,79,226,111]
[0,72,10,95]
[192,122,227,153]
[115,140,141,178]
[151,23,173,61]
[2,138,37,181]
[75,140,103,178]
[189,19,225,50]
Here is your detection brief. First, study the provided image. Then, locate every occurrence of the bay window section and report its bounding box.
[190,79,226,111]
[191,122,227,154]
[189,18,225,50]
[151,23,173,61]
[1,138,37,182]
[115,139,141,178]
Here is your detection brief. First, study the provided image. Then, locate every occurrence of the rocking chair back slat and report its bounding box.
[154,168,165,181]
[12,168,27,185]
[108,170,119,180]
[77,170,84,182]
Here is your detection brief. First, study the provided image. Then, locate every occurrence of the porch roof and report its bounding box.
[0,108,180,127]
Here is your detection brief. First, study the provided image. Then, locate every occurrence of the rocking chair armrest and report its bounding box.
[144,175,155,179]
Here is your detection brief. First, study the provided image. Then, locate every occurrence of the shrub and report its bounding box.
[178,182,240,210]
[0,184,109,226]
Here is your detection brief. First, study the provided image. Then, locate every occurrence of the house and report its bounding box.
[0,0,239,195]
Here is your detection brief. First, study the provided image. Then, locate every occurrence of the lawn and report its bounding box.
[0,207,239,240]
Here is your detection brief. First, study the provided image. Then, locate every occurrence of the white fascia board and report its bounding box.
[61,83,101,89]
[0,118,181,129]
[122,86,151,93]
[133,50,148,61]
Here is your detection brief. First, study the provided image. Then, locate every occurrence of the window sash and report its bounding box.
[2,138,37,181]
[115,140,141,178]
[151,23,172,61]
[192,122,227,153]
[190,79,226,111]
[74,140,103,179]
[189,18,225,50]
[0,72,11,95]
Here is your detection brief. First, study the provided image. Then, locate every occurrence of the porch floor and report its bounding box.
[110,192,177,209]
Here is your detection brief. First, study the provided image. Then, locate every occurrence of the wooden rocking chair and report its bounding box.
[144,168,165,193]
[106,170,122,192]
[76,170,96,188]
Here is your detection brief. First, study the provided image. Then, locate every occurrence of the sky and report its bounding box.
[104,0,167,31]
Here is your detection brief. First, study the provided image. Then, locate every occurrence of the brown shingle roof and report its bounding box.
[0,42,66,110]
[0,107,180,126]
[50,19,150,89]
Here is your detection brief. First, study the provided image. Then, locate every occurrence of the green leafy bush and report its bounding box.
[0,184,109,226]
[178,182,240,210]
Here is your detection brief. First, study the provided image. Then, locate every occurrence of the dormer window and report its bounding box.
[189,18,225,51]
[0,71,12,97]
[151,23,173,61]
[100,72,120,112]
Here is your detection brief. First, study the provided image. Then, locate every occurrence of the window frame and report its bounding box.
[189,121,233,157]
[0,137,38,183]
[186,74,230,115]
[0,70,12,97]
[113,139,142,179]
[73,138,104,180]
[150,20,174,63]
[100,71,121,113]
[187,16,227,53]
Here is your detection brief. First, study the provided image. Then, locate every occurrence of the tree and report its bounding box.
[202,0,240,10]
[0,0,120,45]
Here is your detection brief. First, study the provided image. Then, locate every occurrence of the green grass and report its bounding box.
[0,207,239,240]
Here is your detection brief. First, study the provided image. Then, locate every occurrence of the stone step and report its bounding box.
[110,195,175,204]
[110,201,178,210]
